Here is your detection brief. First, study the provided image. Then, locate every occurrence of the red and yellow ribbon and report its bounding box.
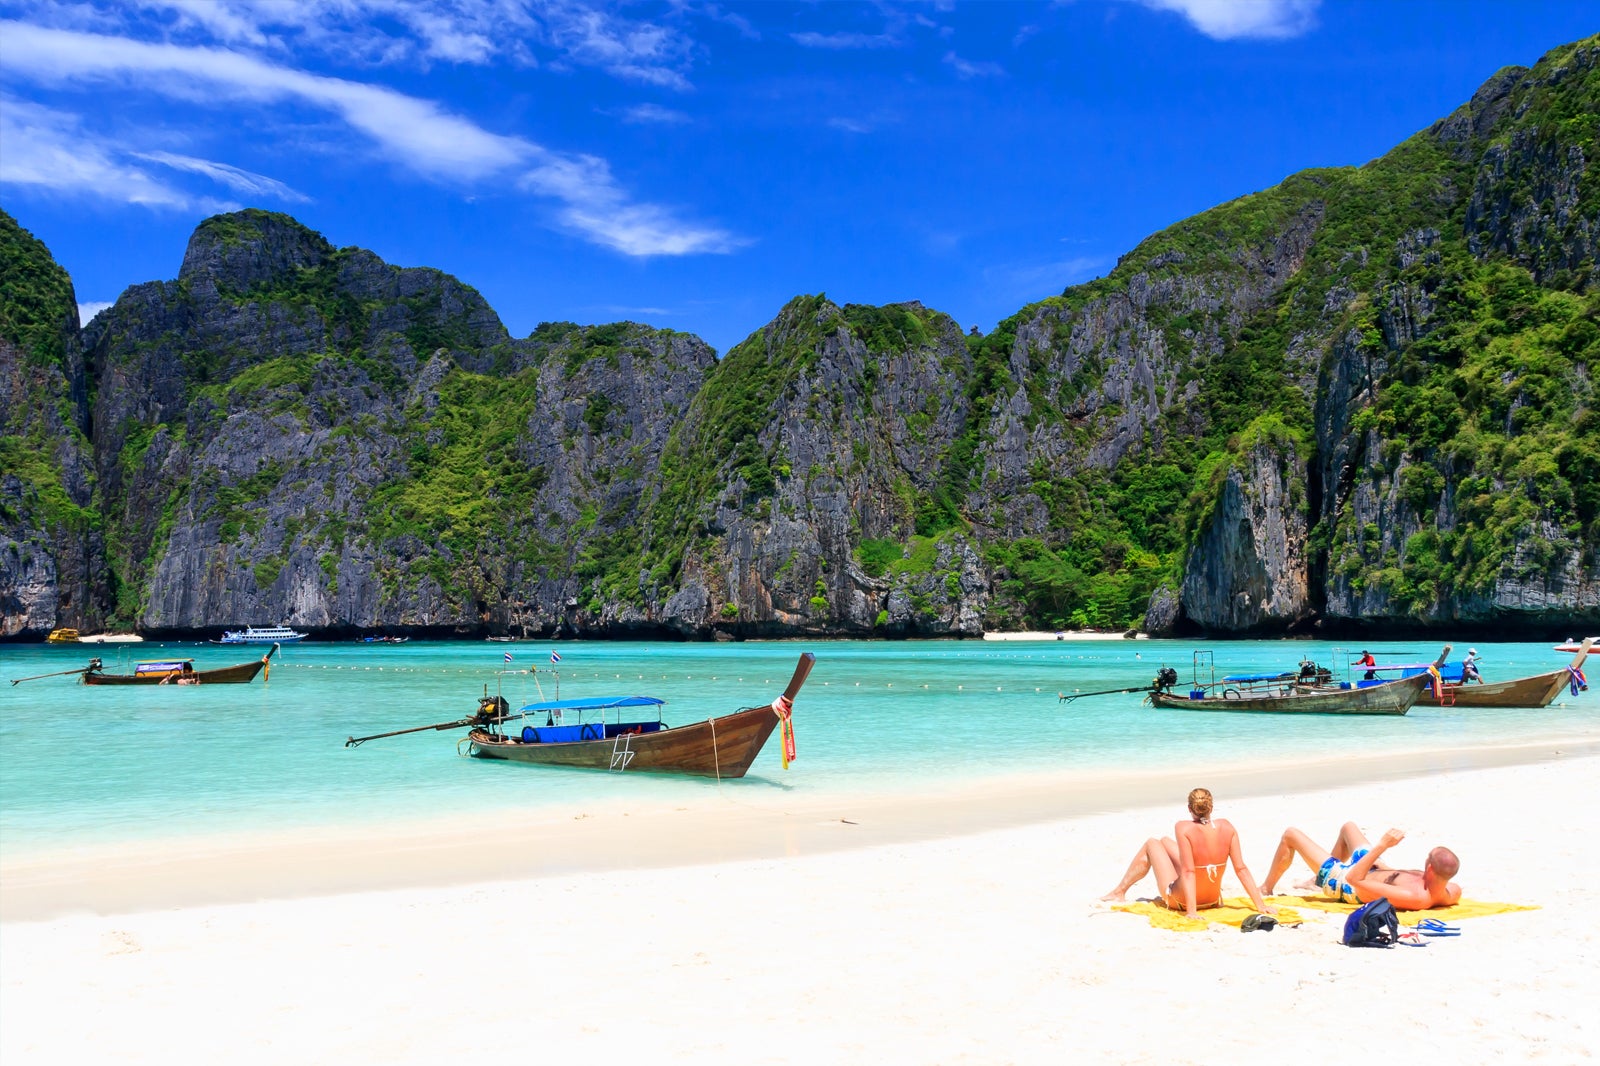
[771,694,796,770]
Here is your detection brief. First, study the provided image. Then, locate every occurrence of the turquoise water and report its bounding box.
[1,638,1593,858]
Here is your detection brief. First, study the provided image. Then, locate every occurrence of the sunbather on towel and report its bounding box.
[1263,823,1461,910]
[1100,788,1275,919]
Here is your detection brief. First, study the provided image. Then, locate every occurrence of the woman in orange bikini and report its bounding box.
[1100,788,1275,919]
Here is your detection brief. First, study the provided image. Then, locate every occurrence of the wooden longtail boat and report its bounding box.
[1405,639,1591,708]
[80,643,279,685]
[1151,673,1428,715]
[465,652,816,778]
[1148,649,1436,715]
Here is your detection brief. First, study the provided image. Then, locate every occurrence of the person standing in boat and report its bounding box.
[1100,788,1275,920]
[1357,650,1378,680]
[1462,648,1483,683]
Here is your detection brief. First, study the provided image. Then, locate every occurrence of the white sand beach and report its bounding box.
[4,742,1597,1065]
[983,629,1148,641]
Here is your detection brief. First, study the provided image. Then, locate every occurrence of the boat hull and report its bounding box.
[1417,669,1576,708]
[1151,674,1426,715]
[82,659,269,685]
[468,703,782,778]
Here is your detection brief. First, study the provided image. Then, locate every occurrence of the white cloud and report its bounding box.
[984,256,1112,301]
[943,52,1004,79]
[519,152,742,255]
[56,1,700,86]
[135,151,310,202]
[0,20,736,255]
[77,301,115,323]
[0,96,236,211]
[618,103,691,125]
[827,116,873,134]
[790,30,897,50]
[1129,0,1320,40]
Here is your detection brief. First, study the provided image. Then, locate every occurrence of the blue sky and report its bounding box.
[1,2,1593,354]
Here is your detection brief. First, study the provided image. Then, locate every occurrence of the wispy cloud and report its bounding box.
[63,0,702,86]
[134,151,311,202]
[943,52,1004,79]
[0,96,237,212]
[617,103,691,125]
[983,256,1113,301]
[592,304,675,317]
[78,300,115,324]
[0,20,738,256]
[827,116,874,134]
[790,30,897,50]
[1127,0,1321,40]
[518,152,744,255]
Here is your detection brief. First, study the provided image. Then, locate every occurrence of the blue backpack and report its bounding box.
[1343,898,1399,947]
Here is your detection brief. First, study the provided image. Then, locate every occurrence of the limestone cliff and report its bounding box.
[3,35,1597,640]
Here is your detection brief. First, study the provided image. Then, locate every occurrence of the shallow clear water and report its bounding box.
[1,637,1593,857]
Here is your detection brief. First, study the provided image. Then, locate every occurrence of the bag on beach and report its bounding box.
[1342,898,1399,948]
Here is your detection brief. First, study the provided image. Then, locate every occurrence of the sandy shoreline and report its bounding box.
[5,735,1597,920]
[4,742,1597,1063]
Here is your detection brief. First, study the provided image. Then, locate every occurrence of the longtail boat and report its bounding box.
[464,653,816,778]
[1367,639,1591,708]
[80,643,280,686]
[1147,649,1437,715]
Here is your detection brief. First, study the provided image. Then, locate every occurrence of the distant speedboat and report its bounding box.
[1555,637,1599,653]
[218,625,307,644]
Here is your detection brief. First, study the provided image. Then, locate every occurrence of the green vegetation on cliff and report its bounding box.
[0,208,76,367]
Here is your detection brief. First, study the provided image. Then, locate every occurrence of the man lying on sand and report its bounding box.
[1100,788,1275,919]
[1264,823,1461,910]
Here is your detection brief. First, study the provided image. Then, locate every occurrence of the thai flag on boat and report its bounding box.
[504,652,513,663]
[550,651,562,664]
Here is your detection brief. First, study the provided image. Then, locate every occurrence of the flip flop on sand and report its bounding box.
[1397,931,1428,947]
[1416,919,1460,937]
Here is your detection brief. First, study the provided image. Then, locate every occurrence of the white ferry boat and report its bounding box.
[218,625,308,644]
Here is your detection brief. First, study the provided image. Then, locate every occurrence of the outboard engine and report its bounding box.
[476,695,509,721]
[1153,667,1179,691]
[1297,659,1331,684]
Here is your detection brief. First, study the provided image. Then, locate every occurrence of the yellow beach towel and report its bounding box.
[1111,897,1305,931]
[1273,895,1539,925]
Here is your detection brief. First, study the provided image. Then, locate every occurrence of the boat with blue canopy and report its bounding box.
[1147,649,1434,715]
[1332,641,1591,708]
[346,653,817,780]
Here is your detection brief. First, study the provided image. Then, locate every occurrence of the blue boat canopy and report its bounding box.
[515,694,666,713]
[1221,672,1293,683]
[135,660,192,673]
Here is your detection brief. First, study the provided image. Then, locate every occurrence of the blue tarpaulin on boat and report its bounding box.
[1401,664,1465,682]
[1221,672,1293,683]
[514,694,666,713]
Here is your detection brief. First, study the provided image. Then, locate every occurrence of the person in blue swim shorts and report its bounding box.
[1262,823,1462,911]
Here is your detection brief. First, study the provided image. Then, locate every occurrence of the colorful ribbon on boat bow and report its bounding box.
[771,694,796,770]
[1569,664,1588,697]
[1426,665,1444,699]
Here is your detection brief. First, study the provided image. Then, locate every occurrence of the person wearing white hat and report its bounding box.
[1462,647,1483,683]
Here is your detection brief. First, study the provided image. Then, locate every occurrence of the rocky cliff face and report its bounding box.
[3,36,1596,640]
[0,210,102,638]
[1179,438,1313,634]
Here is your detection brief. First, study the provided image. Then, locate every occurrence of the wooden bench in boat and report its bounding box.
[517,721,665,744]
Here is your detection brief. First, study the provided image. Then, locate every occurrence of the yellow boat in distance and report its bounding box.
[46,628,79,643]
